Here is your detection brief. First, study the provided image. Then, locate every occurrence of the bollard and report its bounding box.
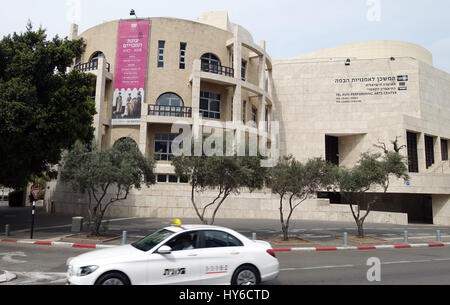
[344,232,348,246]
[252,233,257,241]
[122,231,128,245]
[5,224,10,237]
[404,230,408,243]
[437,230,442,242]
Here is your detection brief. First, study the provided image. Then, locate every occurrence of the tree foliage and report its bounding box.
[0,22,96,188]
[267,156,333,240]
[60,139,156,236]
[332,152,410,238]
[173,153,267,225]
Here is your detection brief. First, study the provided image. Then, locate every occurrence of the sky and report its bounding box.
[1,0,449,73]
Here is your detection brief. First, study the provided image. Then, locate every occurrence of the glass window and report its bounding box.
[165,232,199,251]
[199,91,221,119]
[157,175,168,183]
[201,230,244,248]
[154,93,185,117]
[442,139,449,161]
[132,229,174,252]
[169,175,178,183]
[179,175,189,184]
[201,53,221,74]
[154,134,179,161]
[180,42,186,69]
[158,41,165,68]
[241,60,247,81]
[252,106,257,123]
[242,101,247,123]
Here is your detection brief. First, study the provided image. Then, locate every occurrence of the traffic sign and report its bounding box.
[31,187,42,200]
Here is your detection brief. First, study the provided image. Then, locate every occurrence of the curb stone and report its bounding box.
[0,270,17,283]
[2,238,450,252]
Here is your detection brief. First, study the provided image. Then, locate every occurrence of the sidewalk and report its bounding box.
[1,205,449,249]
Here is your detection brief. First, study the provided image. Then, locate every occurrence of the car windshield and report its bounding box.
[132,229,174,252]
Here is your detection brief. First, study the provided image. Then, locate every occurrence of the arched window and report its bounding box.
[155,93,185,117]
[201,53,221,74]
[90,51,106,62]
[113,137,139,151]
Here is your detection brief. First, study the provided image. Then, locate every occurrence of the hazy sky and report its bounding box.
[1,0,449,72]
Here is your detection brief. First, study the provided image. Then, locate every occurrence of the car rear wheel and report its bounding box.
[95,272,130,285]
[231,265,260,286]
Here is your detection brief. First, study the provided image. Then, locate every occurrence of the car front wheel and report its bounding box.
[231,265,260,286]
[95,272,130,285]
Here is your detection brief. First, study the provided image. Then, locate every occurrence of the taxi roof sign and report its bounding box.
[173,219,182,227]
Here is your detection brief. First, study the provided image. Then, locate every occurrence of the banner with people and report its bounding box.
[112,20,150,125]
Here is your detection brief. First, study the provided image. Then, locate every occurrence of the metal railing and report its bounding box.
[148,105,192,118]
[74,59,111,73]
[201,62,234,77]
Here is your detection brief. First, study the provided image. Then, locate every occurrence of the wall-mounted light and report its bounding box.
[345,58,351,66]
[390,57,396,61]
[130,9,136,16]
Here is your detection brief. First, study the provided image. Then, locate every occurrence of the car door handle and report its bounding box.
[230,251,240,255]
[188,254,198,257]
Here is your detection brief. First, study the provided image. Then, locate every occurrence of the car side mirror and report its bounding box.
[157,245,172,255]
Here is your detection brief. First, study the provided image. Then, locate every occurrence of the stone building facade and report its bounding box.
[46,12,450,226]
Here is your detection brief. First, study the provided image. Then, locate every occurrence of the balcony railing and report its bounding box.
[148,105,192,118]
[201,62,234,77]
[74,59,111,73]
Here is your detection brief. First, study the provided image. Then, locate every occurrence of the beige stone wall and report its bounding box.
[433,195,450,226]
[48,182,407,225]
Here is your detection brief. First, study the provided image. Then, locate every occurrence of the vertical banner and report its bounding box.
[112,20,150,125]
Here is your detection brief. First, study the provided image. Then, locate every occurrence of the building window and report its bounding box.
[158,41,165,68]
[179,42,186,69]
[154,134,179,161]
[251,105,257,123]
[154,93,185,117]
[157,175,168,183]
[407,132,419,173]
[242,101,247,123]
[265,106,269,132]
[201,53,221,74]
[442,139,449,161]
[200,91,221,119]
[425,135,435,169]
[241,60,247,81]
[325,135,339,166]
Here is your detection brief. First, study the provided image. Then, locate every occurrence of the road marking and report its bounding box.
[281,258,450,273]
[281,264,355,271]
[2,272,67,285]
[0,251,27,264]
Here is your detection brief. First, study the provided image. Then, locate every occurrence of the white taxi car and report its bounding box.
[66,221,279,285]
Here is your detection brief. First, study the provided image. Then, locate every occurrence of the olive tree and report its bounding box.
[266,156,334,241]
[333,152,409,238]
[60,139,156,236]
[172,154,267,225]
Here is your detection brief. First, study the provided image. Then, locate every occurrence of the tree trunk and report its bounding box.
[356,220,365,238]
[282,224,289,241]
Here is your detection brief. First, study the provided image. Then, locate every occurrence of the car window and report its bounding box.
[165,232,199,251]
[201,230,244,248]
[132,229,174,252]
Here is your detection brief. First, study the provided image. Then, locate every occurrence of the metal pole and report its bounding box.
[252,233,257,241]
[344,232,348,246]
[437,230,441,242]
[403,230,408,243]
[30,201,36,239]
[5,224,10,237]
[122,231,128,245]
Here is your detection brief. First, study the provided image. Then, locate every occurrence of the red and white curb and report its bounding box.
[0,239,116,249]
[2,239,449,252]
[273,242,450,252]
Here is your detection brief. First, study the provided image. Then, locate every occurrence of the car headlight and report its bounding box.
[76,265,99,277]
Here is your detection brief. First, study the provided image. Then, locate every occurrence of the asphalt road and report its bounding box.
[1,242,450,285]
